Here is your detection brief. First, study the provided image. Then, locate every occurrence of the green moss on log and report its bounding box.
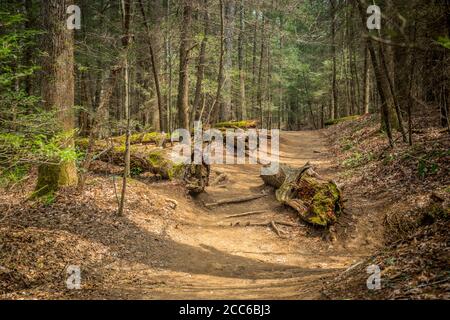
[147,150,184,179]
[214,120,258,129]
[293,176,342,227]
[112,132,169,145]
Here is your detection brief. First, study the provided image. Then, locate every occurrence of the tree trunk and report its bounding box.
[261,163,343,227]
[138,0,164,132]
[357,1,393,147]
[363,41,371,114]
[257,14,265,127]
[36,0,78,196]
[118,0,132,216]
[238,0,246,120]
[176,0,192,130]
[330,0,338,120]
[209,0,225,124]
[193,0,210,122]
[221,0,235,121]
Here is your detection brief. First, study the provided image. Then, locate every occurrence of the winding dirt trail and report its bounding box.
[95,130,383,300]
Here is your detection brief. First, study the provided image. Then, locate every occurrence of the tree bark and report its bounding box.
[238,0,246,120]
[118,0,132,216]
[330,0,338,120]
[221,0,235,121]
[36,0,78,196]
[357,1,394,147]
[363,41,371,114]
[209,0,225,124]
[138,0,164,132]
[193,0,210,122]
[176,0,192,130]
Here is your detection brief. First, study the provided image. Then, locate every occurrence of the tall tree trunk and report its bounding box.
[36,0,78,196]
[138,0,164,132]
[238,0,246,120]
[257,14,265,127]
[251,13,258,117]
[221,0,235,121]
[363,41,371,114]
[176,0,192,130]
[357,0,393,146]
[118,0,132,216]
[378,42,408,142]
[23,0,34,95]
[193,0,210,122]
[166,0,173,132]
[330,0,338,120]
[209,0,225,124]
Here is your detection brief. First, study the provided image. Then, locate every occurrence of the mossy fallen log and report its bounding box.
[112,132,170,146]
[261,163,343,227]
[76,140,210,193]
[214,120,258,130]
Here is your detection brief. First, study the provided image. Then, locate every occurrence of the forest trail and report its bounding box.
[100,130,382,300]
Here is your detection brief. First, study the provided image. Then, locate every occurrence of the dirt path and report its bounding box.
[95,130,382,300]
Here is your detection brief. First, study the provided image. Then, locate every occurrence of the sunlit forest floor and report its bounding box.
[1,116,448,300]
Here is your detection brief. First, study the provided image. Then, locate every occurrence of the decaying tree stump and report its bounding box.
[261,163,343,227]
[183,151,211,195]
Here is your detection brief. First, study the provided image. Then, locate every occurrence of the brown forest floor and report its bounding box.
[0,118,448,300]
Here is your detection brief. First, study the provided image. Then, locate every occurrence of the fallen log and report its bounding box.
[76,139,210,193]
[261,163,343,227]
[111,131,170,147]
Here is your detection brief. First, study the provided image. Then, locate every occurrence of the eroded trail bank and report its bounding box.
[1,131,383,300]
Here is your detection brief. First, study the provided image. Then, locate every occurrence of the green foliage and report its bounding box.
[0,8,74,180]
[436,36,450,50]
[0,165,29,188]
[130,166,144,177]
[340,139,354,151]
[40,192,56,206]
[0,11,41,87]
[342,151,374,168]
[417,159,439,179]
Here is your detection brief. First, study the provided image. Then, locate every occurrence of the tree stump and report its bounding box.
[183,153,210,195]
[261,163,343,227]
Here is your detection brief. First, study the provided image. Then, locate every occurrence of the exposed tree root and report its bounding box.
[224,210,267,219]
[225,220,297,237]
[205,193,267,207]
